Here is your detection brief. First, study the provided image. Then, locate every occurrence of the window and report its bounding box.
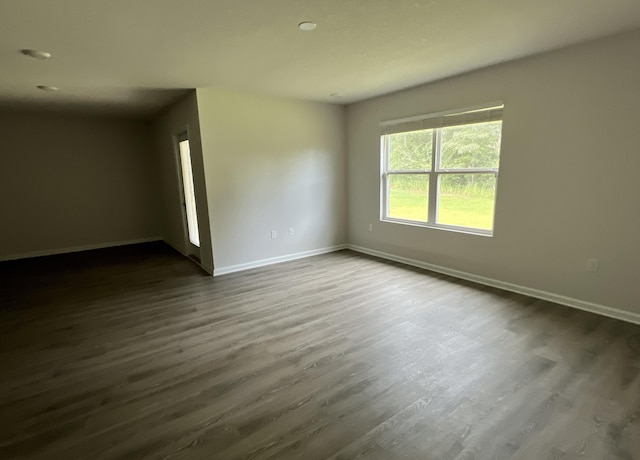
[177,134,200,248]
[381,105,503,235]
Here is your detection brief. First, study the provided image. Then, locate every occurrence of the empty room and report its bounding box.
[1,1,640,459]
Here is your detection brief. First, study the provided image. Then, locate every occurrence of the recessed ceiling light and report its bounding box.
[36,85,59,92]
[21,49,52,60]
[298,22,317,31]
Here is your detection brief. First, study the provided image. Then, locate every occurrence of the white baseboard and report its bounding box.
[213,244,348,276]
[8,237,635,325]
[0,237,163,262]
[348,244,640,326]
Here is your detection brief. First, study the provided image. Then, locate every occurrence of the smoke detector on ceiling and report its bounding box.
[298,22,317,31]
[21,49,52,60]
[36,85,59,92]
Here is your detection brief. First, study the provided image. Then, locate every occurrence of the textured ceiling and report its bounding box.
[1,0,640,117]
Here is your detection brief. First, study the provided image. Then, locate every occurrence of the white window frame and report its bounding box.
[380,104,503,236]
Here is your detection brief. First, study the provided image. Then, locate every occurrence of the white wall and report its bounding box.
[0,110,161,259]
[196,88,347,272]
[347,29,640,316]
[153,92,214,273]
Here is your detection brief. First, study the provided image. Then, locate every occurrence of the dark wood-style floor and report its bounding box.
[1,243,639,460]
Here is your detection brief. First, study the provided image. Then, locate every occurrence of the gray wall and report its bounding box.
[152,92,214,273]
[346,29,640,316]
[196,88,347,272]
[0,110,161,259]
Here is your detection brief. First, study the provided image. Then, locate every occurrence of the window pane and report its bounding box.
[387,174,429,222]
[437,174,496,230]
[439,121,502,169]
[179,139,200,247]
[387,129,433,170]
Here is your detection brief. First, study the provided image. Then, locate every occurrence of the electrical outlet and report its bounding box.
[289,227,294,236]
[271,230,277,239]
[368,223,373,232]
[586,258,599,272]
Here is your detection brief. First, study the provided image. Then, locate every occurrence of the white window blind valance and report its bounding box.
[380,105,503,136]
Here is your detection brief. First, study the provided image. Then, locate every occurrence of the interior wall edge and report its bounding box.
[162,238,213,275]
[348,244,640,326]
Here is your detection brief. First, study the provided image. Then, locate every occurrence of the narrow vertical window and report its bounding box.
[178,136,200,247]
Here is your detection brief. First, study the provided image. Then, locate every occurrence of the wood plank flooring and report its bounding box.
[1,242,639,459]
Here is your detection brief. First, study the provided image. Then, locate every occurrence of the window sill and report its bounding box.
[381,217,494,237]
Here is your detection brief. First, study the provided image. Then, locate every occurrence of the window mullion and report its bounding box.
[427,129,440,223]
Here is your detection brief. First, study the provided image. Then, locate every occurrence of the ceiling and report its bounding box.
[1,0,640,118]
